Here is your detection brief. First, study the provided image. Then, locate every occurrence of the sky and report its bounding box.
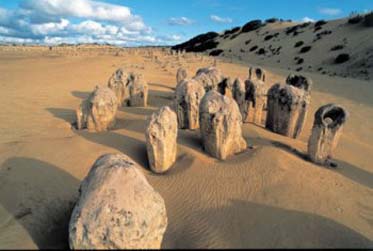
[0,0,372,46]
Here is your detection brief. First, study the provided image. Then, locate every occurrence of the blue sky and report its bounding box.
[0,0,372,46]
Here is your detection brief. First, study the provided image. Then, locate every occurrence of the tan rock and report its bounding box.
[194,66,224,91]
[308,104,348,164]
[128,73,148,107]
[243,78,266,125]
[249,67,266,82]
[265,84,308,138]
[76,86,118,132]
[69,154,167,250]
[286,74,313,137]
[107,68,130,106]
[176,67,187,85]
[145,106,178,173]
[175,79,206,130]
[232,78,247,119]
[217,77,233,98]
[199,90,247,160]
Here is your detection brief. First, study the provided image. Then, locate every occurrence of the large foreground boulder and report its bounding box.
[69,154,167,249]
[199,90,247,160]
[308,104,348,165]
[128,73,148,107]
[76,86,118,132]
[175,79,206,130]
[146,106,178,173]
[108,68,130,106]
[265,84,309,138]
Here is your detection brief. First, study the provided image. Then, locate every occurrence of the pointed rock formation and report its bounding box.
[232,78,247,119]
[243,77,266,125]
[108,68,130,106]
[69,153,168,249]
[128,73,148,107]
[308,104,348,165]
[146,106,178,173]
[286,74,312,136]
[175,79,206,130]
[76,86,118,132]
[176,67,187,85]
[199,90,247,160]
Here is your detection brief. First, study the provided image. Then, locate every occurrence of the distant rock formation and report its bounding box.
[146,106,178,173]
[76,86,118,132]
[308,104,348,164]
[199,90,247,160]
[69,154,167,249]
[175,79,206,130]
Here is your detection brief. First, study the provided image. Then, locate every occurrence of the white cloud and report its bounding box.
[301,17,315,23]
[210,15,232,24]
[0,0,181,46]
[319,8,342,16]
[30,18,69,35]
[168,17,194,26]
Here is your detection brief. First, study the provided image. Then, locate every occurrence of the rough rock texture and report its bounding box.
[286,74,313,137]
[175,79,206,130]
[243,78,266,125]
[286,74,312,92]
[76,86,118,132]
[232,78,247,118]
[107,68,130,106]
[217,77,233,97]
[69,154,168,250]
[194,66,224,91]
[249,67,266,82]
[145,106,178,173]
[308,104,348,164]
[128,73,148,107]
[176,67,187,85]
[199,90,247,160]
[265,84,309,138]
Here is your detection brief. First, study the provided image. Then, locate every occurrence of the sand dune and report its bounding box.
[0,45,372,249]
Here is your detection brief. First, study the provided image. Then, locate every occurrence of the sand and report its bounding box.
[0,45,372,249]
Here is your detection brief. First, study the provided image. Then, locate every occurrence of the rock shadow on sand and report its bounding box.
[46,108,76,125]
[0,157,79,249]
[270,141,373,189]
[74,130,149,169]
[162,199,373,249]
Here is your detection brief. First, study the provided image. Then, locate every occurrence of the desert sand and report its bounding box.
[0,42,372,249]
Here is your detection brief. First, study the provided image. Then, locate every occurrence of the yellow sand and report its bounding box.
[0,45,372,249]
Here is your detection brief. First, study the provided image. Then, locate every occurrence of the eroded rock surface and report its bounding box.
[76,86,118,132]
[175,79,206,130]
[128,73,148,107]
[308,104,348,164]
[69,154,167,249]
[199,90,247,160]
[108,68,130,106]
[265,84,309,138]
[146,106,178,173]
